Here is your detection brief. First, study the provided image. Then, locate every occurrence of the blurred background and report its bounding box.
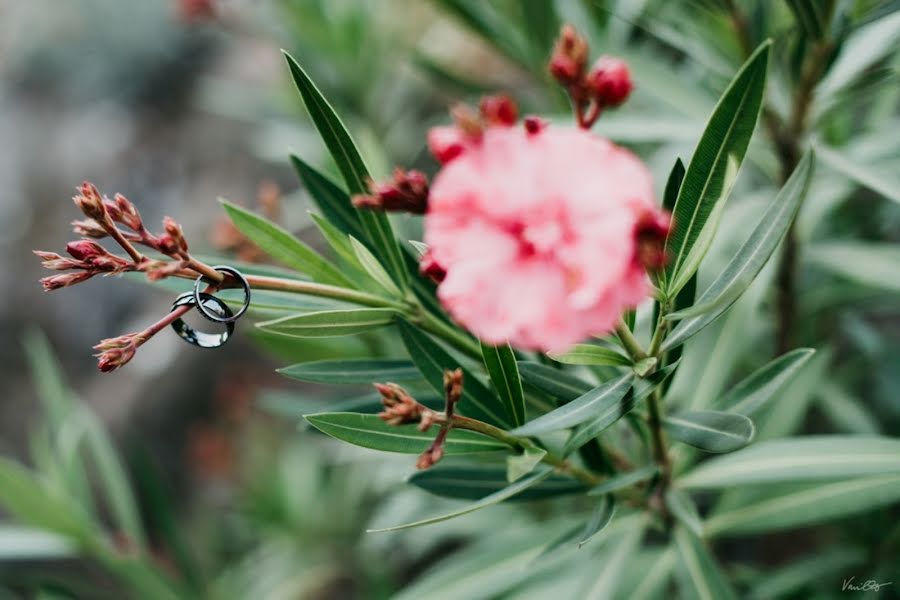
[0,0,898,598]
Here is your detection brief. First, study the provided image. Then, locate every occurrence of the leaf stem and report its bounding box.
[615,319,648,361]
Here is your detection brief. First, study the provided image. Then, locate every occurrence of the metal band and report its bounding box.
[192,265,251,324]
[170,292,235,348]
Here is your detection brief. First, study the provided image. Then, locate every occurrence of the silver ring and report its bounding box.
[192,265,250,324]
[171,292,235,348]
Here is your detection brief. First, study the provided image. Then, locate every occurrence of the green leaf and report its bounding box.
[662,151,815,350]
[785,0,831,39]
[818,9,900,96]
[706,475,900,536]
[219,200,351,287]
[510,373,634,437]
[655,157,685,289]
[304,412,505,455]
[818,382,880,434]
[283,52,407,289]
[816,144,900,205]
[506,447,547,482]
[349,236,402,297]
[309,212,364,269]
[256,308,398,338]
[368,469,554,532]
[715,348,815,416]
[519,0,558,62]
[408,465,585,501]
[663,41,771,295]
[433,0,530,67]
[664,411,755,453]
[0,526,74,561]
[578,495,616,548]
[666,489,703,537]
[516,362,592,403]
[481,342,526,427]
[674,526,738,600]
[808,242,900,293]
[398,321,510,428]
[632,548,677,600]
[746,548,865,600]
[588,465,657,496]
[583,519,647,599]
[278,359,420,384]
[291,155,364,239]
[547,345,631,367]
[680,436,900,488]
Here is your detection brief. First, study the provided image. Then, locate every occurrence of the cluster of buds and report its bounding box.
[427,94,522,164]
[375,368,463,469]
[35,181,228,372]
[352,168,430,214]
[634,211,673,272]
[549,25,633,129]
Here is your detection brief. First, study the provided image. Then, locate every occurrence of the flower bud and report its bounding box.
[94,333,142,372]
[523,116,546,136]
[634,210,672,272]
[73,181,108,222]
[40,271,94,292]
[427,126,467,164]
[352,169,430,214]
[113,194,143,231]
[416,445,444,470]
[419,250,446,284]
[587,56,633,108]
[479,94,518,127]
[72,219,109,239]
[375,382,425,426]
[549,25,588,85]
[66,239,106,262]
[162,217,189,254]
[34,250,82,271]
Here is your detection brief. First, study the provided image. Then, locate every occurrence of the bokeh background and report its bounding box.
[1,0,898,598]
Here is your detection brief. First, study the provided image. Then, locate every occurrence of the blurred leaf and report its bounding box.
[548,345,631,367]
[746,547,865,600]
[304,412,506,455]
[588,465,657,496]
[398,321,510,428]
[0,526,74,561]
[349,236,403,297]
[785,0,831,39]
[706,475,900,536]
[510,373,634,437]
[278,358,420,384]
[408,465,585,501]
[578,495,616,548]
[665,411,755,453]
[666,489,703,537]
[517,362,593,403]
[519,0,558,62]
[220,199,351,287]
[433,0,530,67]
[583,517,646,599]
[680,436,900,487]
[664,41,770,295]
[663,151,814,350]
[715,348,816,416]
[818,382,880,434]
[632,548,677,600]
[818,9,900,96]
[291,155,364,239]
[816,144,900,204]
[481,342,527,427]
[807,242,900,293]
[283,52,408,288]
[257,308,399,337]
[368,469,553,532]
[506,447,547,482]
[674,526,738,600]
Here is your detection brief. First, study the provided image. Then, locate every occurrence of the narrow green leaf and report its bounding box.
[632,548,677,600]
[309,213,363,268]
[433,0,530,67]
[291,155,363,238]
[219,199,351,287]
[481,342,526,427]
[368,469,554,532]
[706,475,900,536]
[808,242,900,293]
[817,144,900,204]
[747,548,866,600]
[517,362,593,403]
[257,308,398,338]
[818,382,880,434]
[674,526,738,600]
[510,373,634,437]
[664,41,771,295]
[663,151,815,350]
[716,348,815,416]
[278,359,420,384]
[655,157,685,290]
[785,0,828,39]
[398,321,510,428]
[818,9,900,96]
[283,52,407,288]
[304,412,505,455]
[666,489,703,537]
[578,495,616,548]
[547,345,631,367]
[680,436,900,488]
[506,446,547,482]
[408,465,585,501]
[0,526,74,561]
[584,519,646,599]
[348,236,402,297]
[664,411,755,453]
[588,465,657,496]
[519,0,558,61]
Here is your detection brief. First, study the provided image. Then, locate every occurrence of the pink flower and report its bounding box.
[424,122,664,352]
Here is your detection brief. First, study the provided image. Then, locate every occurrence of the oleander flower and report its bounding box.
[424,122,667,352]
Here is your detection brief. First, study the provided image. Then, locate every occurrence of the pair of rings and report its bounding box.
[170,265,251,349]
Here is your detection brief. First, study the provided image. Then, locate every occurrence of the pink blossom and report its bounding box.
[424,123,664,352]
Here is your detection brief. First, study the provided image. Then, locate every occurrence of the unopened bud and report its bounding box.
[352,169,430,214]
[634,210,672,272]
[65,239,106,262]
[479,94,518,127]
[427,126,467,164]
[549,25,588,85]
[73,181,108,222]
[35,250,82,271]
[40,271,94,292]
[523,116,546,136]
[451,104,483,139]
[113,194,143,231]
[416,445,444,470]
[162,217,189,254]
[72,219,109,239]
[587,56,633,108]
[419,250,447,284]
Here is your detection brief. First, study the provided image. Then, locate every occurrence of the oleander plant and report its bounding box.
[3,1,900,598]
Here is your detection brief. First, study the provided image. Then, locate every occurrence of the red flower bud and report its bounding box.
[523,116,546,136]
[72,219,109,239]
[479,94,518,127]
[419,250,446,284]
[353,169,430,214]
[587,56,633,108]
[549,25,588,86]
[66,240,106,261]
[427,126,467,164]
[40,271,94,292]
[73,181,107,222]
[162,217,189,254]
[634,210,672,272]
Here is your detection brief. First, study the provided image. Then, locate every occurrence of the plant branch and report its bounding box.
[615,319,647,361]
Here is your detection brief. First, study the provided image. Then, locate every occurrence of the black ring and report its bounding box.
[171,292,235,348]
[193,265,251,324]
